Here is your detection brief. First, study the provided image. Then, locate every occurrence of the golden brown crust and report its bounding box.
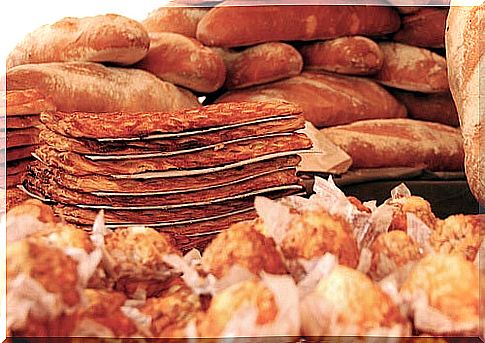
[39,115,305,155]
[6,14,150,68]
[6,114,41,129]
[28,156,301,193]
[5,127,40,149]
[35,133,312,176]
[3,89,56,116]
[388,195,438,231]
[6,158,33,175]
[142,6,209,38]
[5,186,31,211]
[281,211,359,268]
[6,198,58,223]
[216,72,407,128]
[40,101,302,139]
[136,32,226,93]
[322,119,464,171]
[6,62,200,113]
[6,145,36,162]
[300,36,384,75]
[214,42,303,89]
[375,42,449,93]
[197,5,400,47]
[393,8,448,48]
[202,221,287,278]
[430,214,483,261]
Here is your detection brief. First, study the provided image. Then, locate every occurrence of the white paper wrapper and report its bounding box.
[297,254,337,298]
[406,213,433,254]
[5,211,50,243]
[120,304,153,337]
[390,183,412,200]
[356,248,373,274]
[356,204,394,250]
[254,196,295,245]
[220,273,300,337]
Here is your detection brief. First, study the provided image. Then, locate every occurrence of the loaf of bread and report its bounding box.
[3,89,56,116]
[321,119,464,171]
[142,6,209,38]
[374,42,449,93]
[215,72,407,127]
[135,32,226,93]
[6,14,150,69]
[197,5,400,47]
[6,62,200,112]
[213,42,303,89]
[299,36,383,75]
[393,8,448,48]
[446,2,484,205]
[392,90,459,127]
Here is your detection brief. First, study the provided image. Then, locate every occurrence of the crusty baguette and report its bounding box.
[374,42,449,93]
[135,32,226,93]
[321,119,464,171]
[446,2,484,205]
[299,36,383,75]
[392,90,459,127]
[6,14,150,69]
[393,8,448,48]
[6,62,200,112]
[142,6,209,38]
[197,5,400,47]
[216,72,407,128]
[213,43,303,89]
[2,89,56,116]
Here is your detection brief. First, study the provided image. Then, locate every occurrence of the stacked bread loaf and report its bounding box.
[2,89,57,210]
[23,101,312,250]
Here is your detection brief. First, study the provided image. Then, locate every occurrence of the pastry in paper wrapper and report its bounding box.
[103,226,182,298]
[300,264,410,336]
[201,220,287,278]
[430,214,483,261]
[400,254,479,335]
[368,231,423,281]
[197,274,300,337]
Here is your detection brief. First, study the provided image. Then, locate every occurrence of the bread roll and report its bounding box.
[446,2,484,205]
[135,32,226,93]
[197,5,400,47]
[374,42,449,93]
[6,62,200,112]
[321,119,464,171]
[216,72,407,127]
[3,89,56,116]
[142,6,209,38]
[213,42,303,89]
[299,36,383,75]
[393,8,448,48]
[392,90,459,127]
[6,14,150,69]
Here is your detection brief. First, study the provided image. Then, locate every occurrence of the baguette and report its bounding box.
[216,72,407,128]
[142,6,209,38]
[6,14,150,69]
[446,2,484,205]
[6,62,200,112]
[135,32,226,93]
[197,5,400,47]
[213,42,303,89]
[374,42,449,93]
[393,8,448,48]
[299,36,383,75]
[391,90,459,127]
[3,89,56,116]
[321,119,464,171]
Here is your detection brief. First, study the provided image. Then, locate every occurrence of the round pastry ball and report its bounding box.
[197,279,278,337]
[430,214,483,261]
[388,196,437,231]
[304,265,407,336]
[369,230,423,280]
[202,221,287,278]
[281,210,359,268]
[400,253,479,326]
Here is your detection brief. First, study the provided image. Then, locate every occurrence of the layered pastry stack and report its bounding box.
[24,101,312,250]
[2,89,56,210]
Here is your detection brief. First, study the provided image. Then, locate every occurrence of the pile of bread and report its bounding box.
[6,179,482,338]
[22,101,312,250]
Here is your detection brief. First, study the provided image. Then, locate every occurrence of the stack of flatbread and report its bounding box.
[23,101,312,250]
[2,89,56,210]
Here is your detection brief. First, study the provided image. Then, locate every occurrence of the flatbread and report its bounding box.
[34,133,312,176]
[6,115,41,129]
[39,115,304,155]
[41,101,302,139]
[4,127,40,149]
[5,145,36,163]
[6,158,33,175]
